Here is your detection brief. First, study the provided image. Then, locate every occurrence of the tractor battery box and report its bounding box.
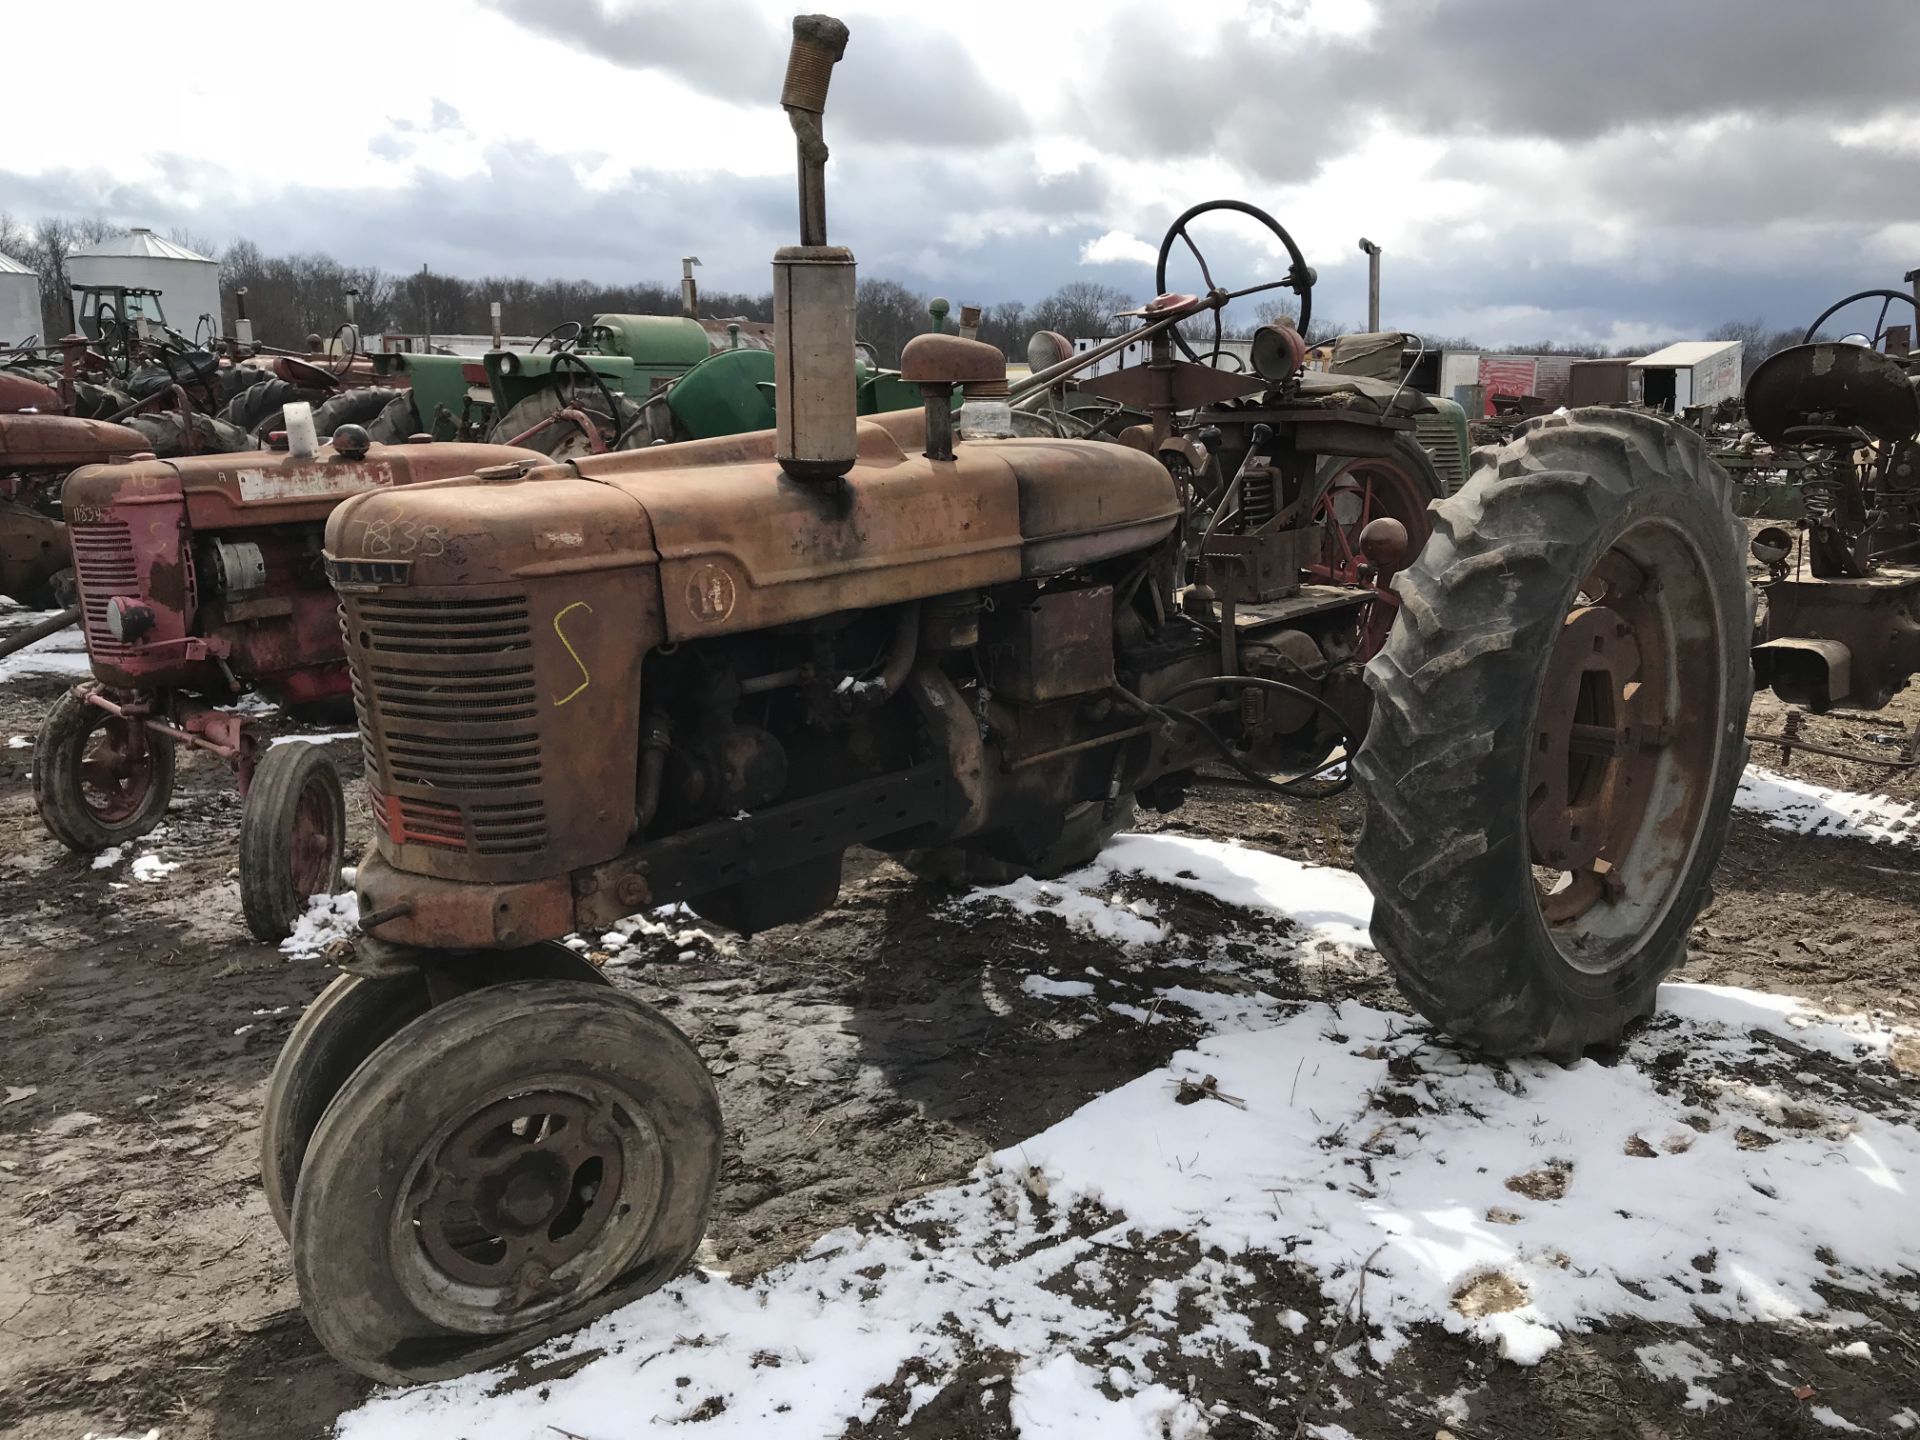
[1203,527,1312,604]
[989,585,1114,703]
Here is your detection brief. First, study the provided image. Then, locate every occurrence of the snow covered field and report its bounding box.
[335,834,1919,1440]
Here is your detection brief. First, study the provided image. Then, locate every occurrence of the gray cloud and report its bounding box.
[484,0,1024,146]
[7,1,1915,348]
[1076,0,1920,182]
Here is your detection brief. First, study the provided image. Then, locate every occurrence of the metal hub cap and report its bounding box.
[416,1091,625,1291]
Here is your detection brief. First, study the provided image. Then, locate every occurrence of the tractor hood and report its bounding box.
[324,420,1179,641]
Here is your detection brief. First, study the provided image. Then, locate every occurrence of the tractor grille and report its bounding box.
[1415,411,1469,496]
[350,593,549,856]
[70,521,138,659]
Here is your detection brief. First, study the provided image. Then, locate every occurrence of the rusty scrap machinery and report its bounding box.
[260,14,1754,1383]
[1746,289,1920,762]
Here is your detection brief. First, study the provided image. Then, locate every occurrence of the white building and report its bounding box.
[0,251,40,346]
[66,228,222,342]
[1629,340,1744,413]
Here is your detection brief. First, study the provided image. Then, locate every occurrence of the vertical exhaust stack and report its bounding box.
[774,14,857,483]
[681,256,702,319]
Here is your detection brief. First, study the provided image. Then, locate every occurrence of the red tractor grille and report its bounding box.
[70,521,139,658]
[348,593,549,857]
[369,787,467,851]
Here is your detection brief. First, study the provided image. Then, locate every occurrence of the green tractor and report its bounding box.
[363,309,929,459]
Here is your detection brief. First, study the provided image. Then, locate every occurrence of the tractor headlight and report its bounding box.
[106,595,155,643]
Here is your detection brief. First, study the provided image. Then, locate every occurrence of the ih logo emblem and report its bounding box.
[686,563,738,623]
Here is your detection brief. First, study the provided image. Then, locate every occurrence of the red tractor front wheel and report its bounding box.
[239,742,347,942]
[34,684,176,852]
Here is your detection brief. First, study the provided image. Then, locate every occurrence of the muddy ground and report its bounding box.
[1,642,1917,1439]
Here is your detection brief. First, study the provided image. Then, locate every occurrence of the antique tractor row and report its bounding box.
[253,15,1753,1384]
[21,308,1085,940]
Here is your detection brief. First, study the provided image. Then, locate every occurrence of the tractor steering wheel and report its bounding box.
[1803,288,1920,349]
[1155,199,1314,367]
[529,321,584,354]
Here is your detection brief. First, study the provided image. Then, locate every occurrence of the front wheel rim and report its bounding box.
[1526,518,1726,973]
[288,775,339,898]
[393,1075,666,1334]
[76,716,156,824]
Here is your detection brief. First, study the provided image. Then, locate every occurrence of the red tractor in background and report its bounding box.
[35,418,546,939]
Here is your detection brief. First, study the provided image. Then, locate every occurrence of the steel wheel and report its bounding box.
[34,684,176,851]
[1307,440,1442,586]
[400,1083,662,1333]
[291,980,721,1384]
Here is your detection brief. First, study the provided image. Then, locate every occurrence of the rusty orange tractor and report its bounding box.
[259,14,1753,1383]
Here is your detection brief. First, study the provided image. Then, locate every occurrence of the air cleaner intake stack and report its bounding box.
[774,13,857,482]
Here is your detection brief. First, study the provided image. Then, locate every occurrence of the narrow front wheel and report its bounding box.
[239,742,346,942]
[33,684,176,852]
[290,980,722,1384]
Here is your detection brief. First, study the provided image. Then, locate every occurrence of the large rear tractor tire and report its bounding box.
[34,685,176,852]
[290,980,721,1383]
[1353,408,1752,1059]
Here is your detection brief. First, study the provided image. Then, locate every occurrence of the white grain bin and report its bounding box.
[67,228,222,342]
[0,252,40,346]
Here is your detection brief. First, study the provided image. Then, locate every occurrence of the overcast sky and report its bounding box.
[4,0,1917,346]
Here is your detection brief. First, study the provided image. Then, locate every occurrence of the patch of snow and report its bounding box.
[958,874,1168,946]
[0,615,92,681]
[1636,1339,1725,1409]
[336,971,1920,1439]
[269,729,359,746]
[1811,1405,1864,1432]
[1024,974,1097,1000]
[6,734,28,749]
[90,844,125,871]
[1736,764,1919,846]
[4,1086,37,1106]
[1658,982,1913,1067]
[281,890,359,959]
[594,903,733,962]
[1010,1354,1210,1439]
[130,853,178,882]
[218,691,278,715]
[41,1111,103,1137]
[954,832,1371,952]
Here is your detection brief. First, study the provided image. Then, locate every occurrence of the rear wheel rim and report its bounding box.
[395,1076,665,1334]
[76,716,156,824]
[1526,519,1725,972]
[1307,454,1431,585]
